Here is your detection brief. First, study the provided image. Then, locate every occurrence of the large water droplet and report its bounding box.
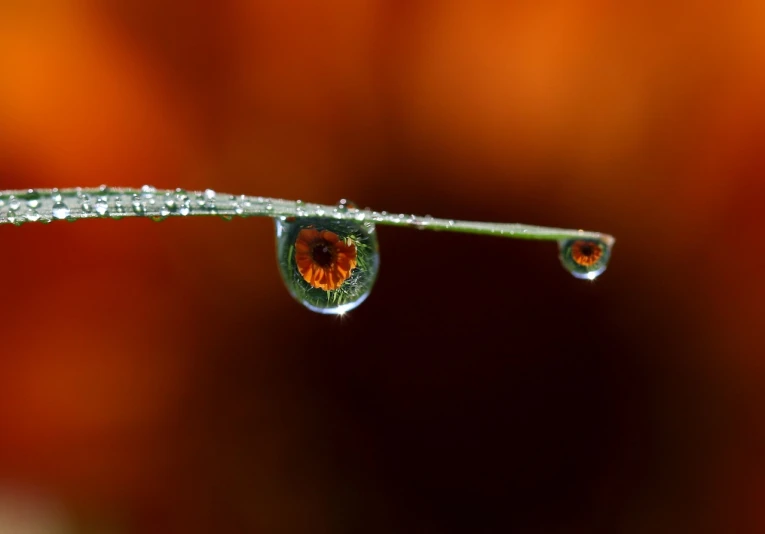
[275,213,380,314]
[558,238,612,280]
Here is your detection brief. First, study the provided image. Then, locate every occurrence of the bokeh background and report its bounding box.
[1,2,764,532]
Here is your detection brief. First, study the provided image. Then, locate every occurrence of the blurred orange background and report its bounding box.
[1,1,764,532]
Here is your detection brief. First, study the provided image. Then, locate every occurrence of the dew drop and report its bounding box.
[558,238,612,280]
[51,202,70,220]
[163,196,177,212]
[131,195,145,215]
[275,209,380,314]
[112,197,126,218]
[95,197,109,216]
[337,199,357,211]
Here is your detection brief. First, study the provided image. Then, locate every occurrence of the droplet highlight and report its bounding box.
[275,212,380,314]
[558,238,612,280]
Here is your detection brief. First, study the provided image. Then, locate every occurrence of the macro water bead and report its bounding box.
[558,238,612,280]
[275,214,380,314]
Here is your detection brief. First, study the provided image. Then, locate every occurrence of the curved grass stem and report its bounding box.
[0,186,615,245]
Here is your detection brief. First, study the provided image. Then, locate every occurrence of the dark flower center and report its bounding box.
[312,241,334,268]
[579,244,593,257]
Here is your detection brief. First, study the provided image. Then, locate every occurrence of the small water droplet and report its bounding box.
[82,194,93,213]
[8,197,20,211]
[204,189,216,200]
[558,238,612,280]
[275,208,380,315]
[159,206,171,218]
[95,197,109,216]
[337,199,357,211]
[25,209,41,222]
[131,195,145,215]
[413,214,434,229]
[112,197,126,218]
[52,202,70,220]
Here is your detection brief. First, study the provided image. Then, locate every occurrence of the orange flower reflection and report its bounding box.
[570,240,603,266]
[295,228,357,290]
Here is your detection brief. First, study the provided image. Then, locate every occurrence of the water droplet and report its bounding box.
[51,202,70,220]
[82,194,93,213]
[412,214,434,229]
[25,209,41,222]
[131,195,145,215]
[8,197,20,211]
[337,199,357,211]
[204,189,216,200]
[163,196,177,212]
[275,210,380,314]
[558,238,612,280]
[112,197,126,218]
[95,197,109,216]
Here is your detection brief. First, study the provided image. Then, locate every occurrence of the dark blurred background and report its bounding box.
[0,2,764,533]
